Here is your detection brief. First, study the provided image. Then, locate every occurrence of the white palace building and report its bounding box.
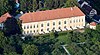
[20,6,85,35]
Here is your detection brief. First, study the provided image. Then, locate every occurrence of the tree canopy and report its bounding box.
[0,24,100,55]
[23,44,39,55]
[0,0,78,16]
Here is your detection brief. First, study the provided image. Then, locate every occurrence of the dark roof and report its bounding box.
[82,4,92,14]
[78,0,84,5]
[93,15,100,21]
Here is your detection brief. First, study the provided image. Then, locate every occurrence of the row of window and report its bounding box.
[70,19,83,23]
[23,24,83,34]
[23,19,83,29]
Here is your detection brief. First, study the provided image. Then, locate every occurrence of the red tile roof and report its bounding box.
[0,13,12,23]
[20,7,85,23]
[90,22,96,26]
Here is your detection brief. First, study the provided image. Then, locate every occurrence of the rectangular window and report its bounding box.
[58,26,61,29]
[41,29,43,31]
[70,20,72,23]
[34,25,35,28]
[64,21,66,24]
[47,28,49,31]
[30,31,32,33]
[27,26,29,29]
[53,27,55,30]
[59,21,61,25]
[64,26,66,29]
[37,30,38,32]
[33,30,35,33]
[53,22,55,26]
[30,25,32,28]
[82,19,83,22]
[79,19,80,22]
[41,24,43,27]
[47,23,49,26]
[37,25,38,28]
[24,26,26,29]
[73,20,75,23]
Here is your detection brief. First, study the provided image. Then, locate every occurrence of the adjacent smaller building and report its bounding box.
[90,22,96,29]
[0,13,12,30]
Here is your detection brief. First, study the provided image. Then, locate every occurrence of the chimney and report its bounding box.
[15,0,18,3]
[71,7,73,11]
[20,11,23,14]
[29,11,31,13]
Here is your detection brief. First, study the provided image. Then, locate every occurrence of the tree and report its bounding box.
[4,52,19,55]
[0,31,7,48]
[44,0,54,9]
[43,52,49,55]
[96,24,100,32]
[88,0,100,15]
[54,0,59,8]
[0,0,12,16]
[0,31,7,54]
[65,0,78,7]
[3,17,22,36]
[20,0,39,11]
[3,45,16,54]
[59,0,66,7]
[23,45,39,55]
[33,0,38,11]
[20,0,27,11]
